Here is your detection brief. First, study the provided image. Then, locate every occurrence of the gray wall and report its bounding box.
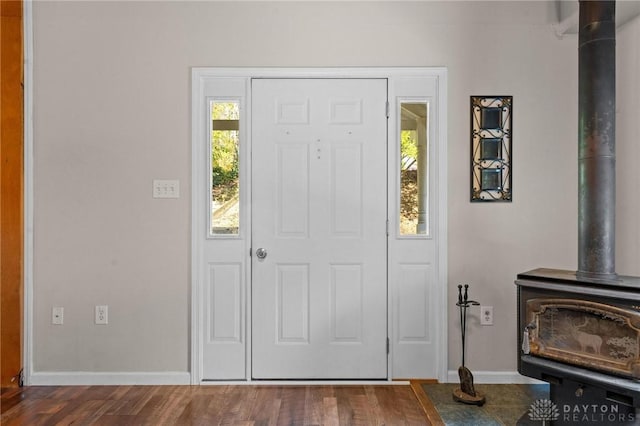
[31,1,640,378]
[617,13,640,277]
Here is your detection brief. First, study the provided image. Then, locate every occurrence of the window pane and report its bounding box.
[400,102,428,236]
[211,101,240,235]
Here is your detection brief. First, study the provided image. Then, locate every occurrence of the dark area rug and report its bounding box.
[421,383,550,425]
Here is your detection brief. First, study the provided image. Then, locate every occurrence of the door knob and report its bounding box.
[255,248,268,259]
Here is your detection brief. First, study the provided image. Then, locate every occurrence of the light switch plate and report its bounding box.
[153,179,180,199]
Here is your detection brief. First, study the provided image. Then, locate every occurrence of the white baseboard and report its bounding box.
[200,380,409,385]
[28,371,541,386]
[29,371,191,386]
[447,370,546,384]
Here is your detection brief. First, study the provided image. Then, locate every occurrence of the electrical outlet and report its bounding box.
[95,305,108,325]
[481,306,493,325]
[52,307,64,325]
[153,179,180,199]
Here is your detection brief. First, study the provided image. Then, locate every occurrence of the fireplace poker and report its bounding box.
[453,284,485,405]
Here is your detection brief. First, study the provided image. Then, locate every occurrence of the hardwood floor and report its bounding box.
[1,384,433,425]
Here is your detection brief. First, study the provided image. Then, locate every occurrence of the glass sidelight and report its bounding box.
[399,102,429,236]
[210,100,240,236]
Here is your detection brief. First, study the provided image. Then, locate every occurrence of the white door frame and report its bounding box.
[191,67,448,384]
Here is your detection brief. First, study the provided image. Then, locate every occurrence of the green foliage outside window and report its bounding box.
[211,103,239,202]
[401,130,418,171]
[400,130,419,234]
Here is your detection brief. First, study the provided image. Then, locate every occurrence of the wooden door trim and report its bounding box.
[1,0,24,388]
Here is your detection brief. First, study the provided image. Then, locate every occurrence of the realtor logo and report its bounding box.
[525,398,637,425]
[528,399,560,425]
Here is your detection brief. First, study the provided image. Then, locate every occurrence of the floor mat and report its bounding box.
[420,383,550,425]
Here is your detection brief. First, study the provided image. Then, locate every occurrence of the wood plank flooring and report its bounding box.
[1,384,432,425]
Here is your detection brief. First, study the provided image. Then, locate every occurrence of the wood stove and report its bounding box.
[516,0,640,417]
[517,269,640,407]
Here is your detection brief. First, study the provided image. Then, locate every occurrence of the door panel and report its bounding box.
[251,79,388,379]
[276,144,310,237]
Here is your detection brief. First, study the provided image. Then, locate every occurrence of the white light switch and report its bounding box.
[153,179,180,199]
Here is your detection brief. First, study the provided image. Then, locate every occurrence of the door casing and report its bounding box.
[1,0,25,388]
[191,67,448,384]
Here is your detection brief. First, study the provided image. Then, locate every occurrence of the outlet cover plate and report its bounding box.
[52,307,64,325]
[481,305,493,326]
[95,305,108,325]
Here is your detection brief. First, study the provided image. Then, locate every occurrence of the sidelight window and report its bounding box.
[210,100,240,236]
[399,102,429,236]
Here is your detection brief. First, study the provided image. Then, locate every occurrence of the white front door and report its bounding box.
[251,79,388,379]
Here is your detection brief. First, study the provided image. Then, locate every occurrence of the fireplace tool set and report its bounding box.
[453,284,485,405]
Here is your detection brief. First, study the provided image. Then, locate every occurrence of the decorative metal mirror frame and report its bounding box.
[470,96,512,202]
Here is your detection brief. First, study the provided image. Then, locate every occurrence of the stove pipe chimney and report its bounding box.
[577,0,617,280]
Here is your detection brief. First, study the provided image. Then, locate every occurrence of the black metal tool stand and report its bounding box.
[453,284,486,405]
